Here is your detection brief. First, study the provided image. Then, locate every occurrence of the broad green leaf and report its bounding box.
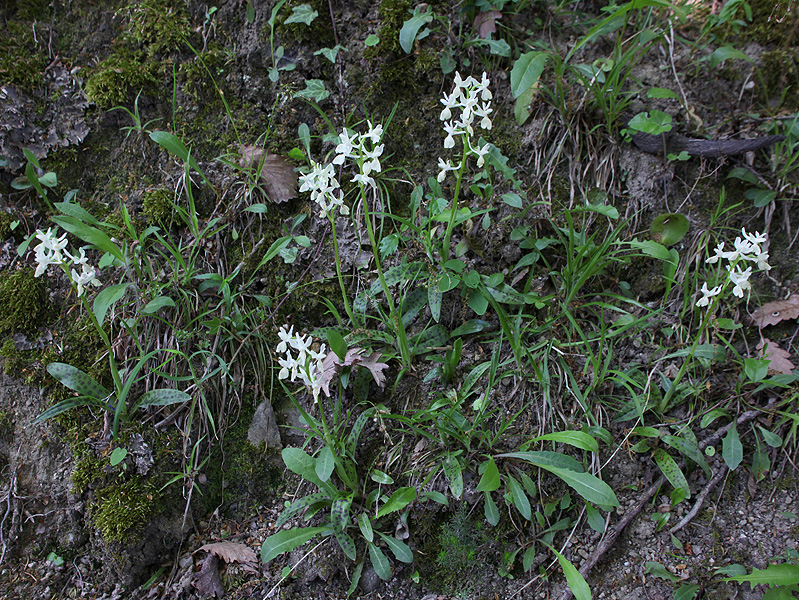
[708,46,752,69]
[335,530,356,560]
[368,542,391,580]
[722,424,743,470]
[136,388,191,407]
[421,490,448,505]
[531,431,599,453]
[428,281,442,323]
[496,451,584,473]
[370,469,394,485]
[476,457,501,492]
[646,560,679,582]
[585,503,605,533]
[650,213,689,246]
[724,563,799,589]
[510,51,549,98]
[315,445,335,482]
[744,358,770,383]
[628,238,672,261]
[282,447,319,483]
[399,11,433,54]
[296,79,329,102]
[46,362,110,399]
[34,396,110,423]
[662,434,711,478]
[261,527,326,562]
[284,4,317,25]
[757,425,783,448]
[149,131,206,182]
[376,487,416,519]
[484,491,499,526]
[357,513,373,542]
[140,296,175,314]
[443,453,463,499]
[653,448,690,499]
[377,531,413,563]
[551,547,591,600]
[276,493,330,528]
[544,466,619,507]
[51,216,124,261]
[506,474,531,520]
[54,201,107,227]
[647,87,678,99]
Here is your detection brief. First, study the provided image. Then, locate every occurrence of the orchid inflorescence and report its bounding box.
[32,227,101,297]
[696,228,771,307]
[437,71,493,183]
[276,324,327,402]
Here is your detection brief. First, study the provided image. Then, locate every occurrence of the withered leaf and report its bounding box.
[193,554,225,599]
[197,541,257,565]
[238,144,297,203]
[473,10,502,39]
[751,294,799,328]
[318,348,390,398]
[756,338,795,375]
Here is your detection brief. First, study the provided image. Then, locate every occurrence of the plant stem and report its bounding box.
[441,152,468,263]
[328,212,355,325]
[358,182,412,368]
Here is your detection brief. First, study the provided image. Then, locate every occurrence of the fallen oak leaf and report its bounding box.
[358,352,390,388]
[473,9,502,39]
[756,338,795,375]
[318,348,389,397]
[750,294,799,328]
[238,144,298,203]
[196,541,257,565]
[193,554,225,599]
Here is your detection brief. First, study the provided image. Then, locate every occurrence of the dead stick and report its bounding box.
[669,464,727,535]
[557,406,767,600]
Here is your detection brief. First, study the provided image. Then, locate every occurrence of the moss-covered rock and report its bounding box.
[0,267,56,335]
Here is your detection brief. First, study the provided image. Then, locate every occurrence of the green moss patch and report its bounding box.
[0,268,56,335]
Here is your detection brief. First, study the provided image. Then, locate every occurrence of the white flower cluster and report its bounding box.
[276,324,327,402]
[299,161,348,218]
[437,71,493,183]
[697,228,771,307]
[32,227,101,296]
[333,120,384,190]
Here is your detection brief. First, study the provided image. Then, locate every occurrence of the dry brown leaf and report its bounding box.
[193,554,225,599]
[750,294,799,328]
[197,541,257,565]
[318,348,390,398]
[238,145,297,203]
[756,338,796,375]
[473,10,502,38]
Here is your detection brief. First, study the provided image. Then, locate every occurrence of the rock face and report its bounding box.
[247,401,282,450]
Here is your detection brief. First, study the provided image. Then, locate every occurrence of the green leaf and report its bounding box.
[335,530,357,560]
[136,389,191,407]
[646,560,679,583]
[261,527,326,562]
[377,531,413,563]
[34,396,110,423]
[376,487,416,519]
[365,34,379,47]
[368,542,391,580]
[484,491,499,526]
[653,448,690,499]
[326,329,348,361]
[700,408,729,428]
[476,457,501,492]
[708,45,752,69]
[757,425,783,448]
[506,474,531,520]
[399,10,433,53]
[357,513,373,542]
[647,87,679,99]
[148,131,206,182]
[744,358,770,383]
[428,281,442,323]
[296,79,329,102]
[510,51,549,99]
[724,563,799,589]
[496,451,584,473]
[93,283,131,327]
[650,213,689,246]
[284,4,317,25]
[585,503,605,533]
[315,445,335,482]
[370,469,394,485]
[530,431,599,453]
[276,493,330,528]
[51,216,124,262]
[662,434,711,478]
[46,362,110,399]
[628,110,673,135]
[246,0,255,23]
[421,490,448,505]
[628,238,672,261]
[551,546,591,600]
[723,424,743,470]
[443,453,463,499]
[54,201,108,227]
[140,296,175,314]
[544,466,619,507]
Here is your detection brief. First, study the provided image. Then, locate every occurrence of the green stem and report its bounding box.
[328,212,355,325]
[358,180,412,368]
[441,151,468,263]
